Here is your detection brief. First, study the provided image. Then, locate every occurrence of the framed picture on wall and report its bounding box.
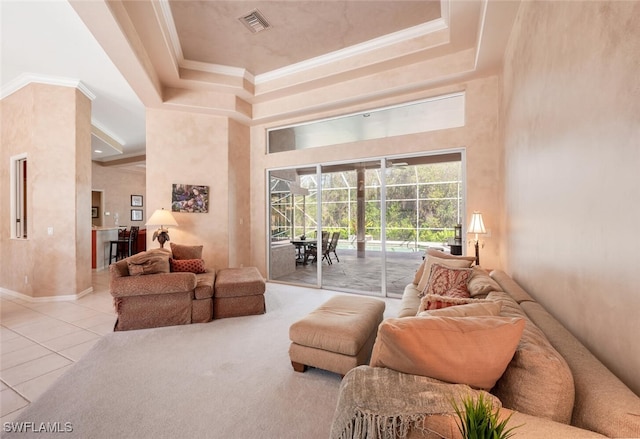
[131,195,143,207]
[131,209,143,221]
[171,184,209,213]
[91,206,99,218]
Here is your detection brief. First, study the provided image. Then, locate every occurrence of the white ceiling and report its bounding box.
[1,0,520,164]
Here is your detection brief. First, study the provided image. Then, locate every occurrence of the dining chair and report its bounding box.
[327,231,340,263]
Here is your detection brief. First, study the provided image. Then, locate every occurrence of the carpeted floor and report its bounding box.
[4,283,400,439]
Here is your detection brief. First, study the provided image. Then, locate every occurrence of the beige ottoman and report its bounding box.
[214,267,266,319]
[289,295,385,376]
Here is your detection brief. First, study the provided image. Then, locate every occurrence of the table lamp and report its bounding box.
[145,208,178,248]
[468,211,486,265]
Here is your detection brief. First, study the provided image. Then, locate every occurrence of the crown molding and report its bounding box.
[255,18,448,84]
[157,0,449,87]
[91,121,126,149]
[0,73,96,101]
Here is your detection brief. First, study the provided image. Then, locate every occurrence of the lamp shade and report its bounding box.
[468,211,486,235]
[145,208,178,228]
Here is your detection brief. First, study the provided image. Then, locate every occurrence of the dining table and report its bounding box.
[290,239,317,265]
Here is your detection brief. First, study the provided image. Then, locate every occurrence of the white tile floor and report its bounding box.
[0,270,116,423]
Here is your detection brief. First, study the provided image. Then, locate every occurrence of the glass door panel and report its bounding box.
[384,158,463,296]
[268,167,318,287]
[320,161,383,296]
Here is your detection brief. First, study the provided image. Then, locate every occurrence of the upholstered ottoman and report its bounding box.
[289,295,385,376]
[214,267,266,319]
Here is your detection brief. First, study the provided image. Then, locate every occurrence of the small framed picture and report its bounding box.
[131,209,143,221]
[131,195,143,207]
[91,206,99,218]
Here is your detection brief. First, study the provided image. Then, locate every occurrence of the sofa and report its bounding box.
[331,250,640,439]
[109,244,215,331]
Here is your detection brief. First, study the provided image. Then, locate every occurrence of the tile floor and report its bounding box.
[0,270,116,423]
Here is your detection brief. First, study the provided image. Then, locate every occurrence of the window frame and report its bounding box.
[10,153,28,240]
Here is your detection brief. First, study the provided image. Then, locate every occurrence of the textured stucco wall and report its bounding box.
[0,83,92,299]
[501,1,640,394]
[145,108,230,271]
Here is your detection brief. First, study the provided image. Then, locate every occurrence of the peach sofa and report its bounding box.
[331,263,640,438]
[109,248,214,331]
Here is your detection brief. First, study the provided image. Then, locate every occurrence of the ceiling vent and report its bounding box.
[239,9,271,34]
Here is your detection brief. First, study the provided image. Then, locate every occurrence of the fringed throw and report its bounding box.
[330,366,501,439]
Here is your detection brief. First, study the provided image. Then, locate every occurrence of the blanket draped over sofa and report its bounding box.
[331,366,500,439]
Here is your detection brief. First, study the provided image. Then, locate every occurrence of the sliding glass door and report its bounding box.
[267,151,464,297]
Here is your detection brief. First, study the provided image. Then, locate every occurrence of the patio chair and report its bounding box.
[307,231,330,264]
[327,231,340,263]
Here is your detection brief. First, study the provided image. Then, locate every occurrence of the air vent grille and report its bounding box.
[239,9,271,34]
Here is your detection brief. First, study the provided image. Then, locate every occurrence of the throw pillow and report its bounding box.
[370,316,525,390]
[413,249,475,286]
[468,266,502,296]
[170,243,203,260]
[126,250,170,276]
[417,301,502,318]
[416,255,474,293]
[169,258,206,274]
[418,294,491,312]
[423,263,472,298]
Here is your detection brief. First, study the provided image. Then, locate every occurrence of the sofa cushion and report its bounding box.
[398,284,422,318]
[468,266,502,296]
[416,254,475,293]
[417,300,501,317]
[488,291,575,424]
[170,258,206,274]
[126,249,171,276]
[170,243,203,260]
[194,271,215,300]
[370,315,525,390]
[520,301,640,437]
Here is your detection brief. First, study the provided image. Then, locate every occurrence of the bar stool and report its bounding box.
[108,227,139,265]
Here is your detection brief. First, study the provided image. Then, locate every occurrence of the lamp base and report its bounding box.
[474,241,480,266]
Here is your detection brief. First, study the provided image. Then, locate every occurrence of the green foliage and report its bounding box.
[451,393,521,439]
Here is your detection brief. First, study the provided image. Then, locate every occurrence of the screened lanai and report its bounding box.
[268,153,465,297]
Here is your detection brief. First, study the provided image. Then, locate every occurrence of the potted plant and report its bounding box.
[451,393,521,439]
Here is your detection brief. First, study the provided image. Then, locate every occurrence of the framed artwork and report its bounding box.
[91,206,99,218]
[131,209,143,221]
[131,195,143,207]
[171,184,209,213]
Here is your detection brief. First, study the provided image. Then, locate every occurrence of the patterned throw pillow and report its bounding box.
[424,263,472,296]
[169,258,206,274]
[419,294,491,312]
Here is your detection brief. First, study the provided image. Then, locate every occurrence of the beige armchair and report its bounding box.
[109,249,214,331]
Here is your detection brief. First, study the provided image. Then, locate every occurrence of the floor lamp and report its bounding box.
[468,211,486,266]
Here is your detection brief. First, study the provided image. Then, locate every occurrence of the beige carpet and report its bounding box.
[5,283,400,439]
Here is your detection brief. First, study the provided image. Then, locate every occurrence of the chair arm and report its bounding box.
[111,272,198,298]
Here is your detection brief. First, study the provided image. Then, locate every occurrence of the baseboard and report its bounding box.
[0,286,94,302]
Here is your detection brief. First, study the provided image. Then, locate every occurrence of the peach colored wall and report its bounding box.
[250,76,503,276]
[0,83,92,299]
[227,118,251,268]
[91,163,146,229]
[145,108,230,271]
[501,1,640,395]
